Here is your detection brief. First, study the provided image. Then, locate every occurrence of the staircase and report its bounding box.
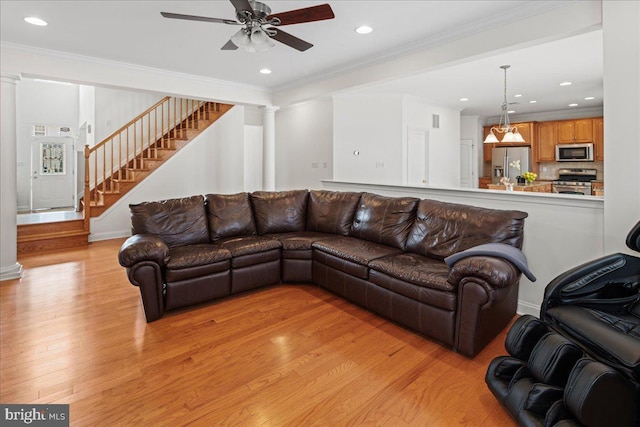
[18,96,232,255]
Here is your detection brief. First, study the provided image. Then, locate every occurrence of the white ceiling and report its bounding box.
[0,1,602,116]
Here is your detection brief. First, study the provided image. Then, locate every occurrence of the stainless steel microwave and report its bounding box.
[555,143,594,162]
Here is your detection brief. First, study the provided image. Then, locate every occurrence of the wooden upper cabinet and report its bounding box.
[537,121,557,162]
[512,122,533,143]
[557,119,594,143]
[593,117,604,160]
[482,126,494,162]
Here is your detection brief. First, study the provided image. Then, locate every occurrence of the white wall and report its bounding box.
[78,85,95,147]
[333,94,404,184]
[90,106,245,240]
[94,87,164,143]
[275,98,333,190]
[15,79,79,210]
[602,0,640,255]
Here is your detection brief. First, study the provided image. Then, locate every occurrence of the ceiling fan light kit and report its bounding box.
[484,65,526,144]
[161,0,335,53]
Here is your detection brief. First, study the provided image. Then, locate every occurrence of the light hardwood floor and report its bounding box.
[1,239,515,426]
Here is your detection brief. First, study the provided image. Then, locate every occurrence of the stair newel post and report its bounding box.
[83,144,91,233]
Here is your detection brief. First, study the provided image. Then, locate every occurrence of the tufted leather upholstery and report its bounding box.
[250,190,308,234]
[205,192,256,241]
[406,199,527,260]
[306,190,361,235]
[349,193,419,250]
[120,189,529,357]
[130,195,209,248]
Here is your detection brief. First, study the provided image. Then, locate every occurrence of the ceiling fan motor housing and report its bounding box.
[240,1,271,22]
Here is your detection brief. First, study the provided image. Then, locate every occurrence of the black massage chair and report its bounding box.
[486,220,640,427]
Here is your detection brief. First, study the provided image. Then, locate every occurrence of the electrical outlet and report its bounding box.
[311,162,319,168]
[376,162,385,169]
[322,162,328,168]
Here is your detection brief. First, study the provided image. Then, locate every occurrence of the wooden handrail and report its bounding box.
[89,96,171,154]
[83,97,213,233]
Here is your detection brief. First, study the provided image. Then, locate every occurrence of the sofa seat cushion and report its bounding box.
[165,244,231,282]
[546,306,640,374]
[166,244,231,269]
[217,236,282,269]
[369,253,455,292]
[313,236,402,266]
[266,231,335,251]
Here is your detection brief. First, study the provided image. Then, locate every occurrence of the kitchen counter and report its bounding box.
[487,181,553,193]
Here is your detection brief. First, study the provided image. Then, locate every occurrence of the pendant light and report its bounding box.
[484,65,525,144]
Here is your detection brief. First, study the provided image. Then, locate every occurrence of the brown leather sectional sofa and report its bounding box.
[118,190,528,357]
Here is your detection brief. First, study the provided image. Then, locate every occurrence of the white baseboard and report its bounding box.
[0,262,23,281]
[517,300,541,317]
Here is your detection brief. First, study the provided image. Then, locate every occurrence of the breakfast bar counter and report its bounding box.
[487,181,553,193]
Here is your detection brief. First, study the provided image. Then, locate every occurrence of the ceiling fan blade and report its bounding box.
[221,40,238,50]
[270,28,313,52]
[268,4,335,26]
[160,12,239,25]
[229,0,254,15]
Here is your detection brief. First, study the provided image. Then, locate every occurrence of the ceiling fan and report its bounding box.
[161,0,335,52]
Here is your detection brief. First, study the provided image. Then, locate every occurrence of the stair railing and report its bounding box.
[83,96,211,231]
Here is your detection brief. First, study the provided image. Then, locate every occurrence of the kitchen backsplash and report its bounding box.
[538,161,604,181]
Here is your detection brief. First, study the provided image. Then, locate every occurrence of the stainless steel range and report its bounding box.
[552,168,597,195]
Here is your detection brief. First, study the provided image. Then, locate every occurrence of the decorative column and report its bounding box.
[261,105,278,191]
[1,74,23,281]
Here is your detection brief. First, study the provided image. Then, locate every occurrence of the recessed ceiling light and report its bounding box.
[584,96,595,100]
[514,94,522,98]
[24,16,48,26]
[459,98,469,102]
[560,81,572,86]
[529,100,537,104]
[507,110,516,114]
[259,68,272,74]
[355,25,373,34]
[569,103,579,107]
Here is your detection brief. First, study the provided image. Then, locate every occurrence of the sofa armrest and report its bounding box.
[449,256,522,357]
[118,234,170,268]
[126,261,165,322]
[448,256,521,290]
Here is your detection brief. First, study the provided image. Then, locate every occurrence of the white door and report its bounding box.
[460,139,473,188]
[406,127,429,186]
[31,137,75,209]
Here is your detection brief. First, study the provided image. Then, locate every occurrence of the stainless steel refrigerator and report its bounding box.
[491,146,531,184]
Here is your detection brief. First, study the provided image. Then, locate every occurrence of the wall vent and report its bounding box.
[432,114,440,129]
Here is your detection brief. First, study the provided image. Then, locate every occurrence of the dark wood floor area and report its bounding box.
[1,239,515,426]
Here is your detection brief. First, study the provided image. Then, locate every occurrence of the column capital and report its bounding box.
[260,105,280,113]
[0,74,21,85]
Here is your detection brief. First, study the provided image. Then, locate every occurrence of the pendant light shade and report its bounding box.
[484,65,526,144]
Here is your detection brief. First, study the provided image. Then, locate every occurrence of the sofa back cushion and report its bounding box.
[349,193,419,249]
[205,193,256,241]
[130,195,209,248]
[406,199,528,260]
[250,190,309,234]
[306,190,362,236]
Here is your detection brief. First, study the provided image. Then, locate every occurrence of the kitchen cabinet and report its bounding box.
[537,121,557,162]
[479,177,492,189]
[593,117,604,161]
[592,181,604,196]
[557,119,594,143]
